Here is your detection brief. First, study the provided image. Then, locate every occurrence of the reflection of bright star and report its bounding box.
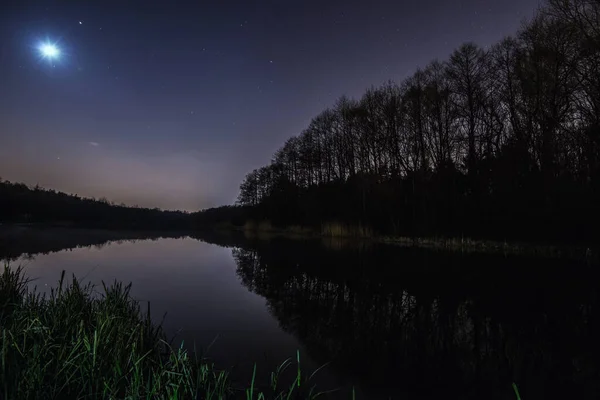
[39,43,60,59]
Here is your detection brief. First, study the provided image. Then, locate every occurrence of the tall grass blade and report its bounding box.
[512,382,522,400]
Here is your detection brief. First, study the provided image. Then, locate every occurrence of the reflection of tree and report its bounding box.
[231,248,261,291]
[232,243,600,399]
[0,229,188,261]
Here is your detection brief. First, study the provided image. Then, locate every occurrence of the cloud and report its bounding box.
[89,142,99,147]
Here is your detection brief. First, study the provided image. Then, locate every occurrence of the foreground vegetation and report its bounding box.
[0,265,338,399]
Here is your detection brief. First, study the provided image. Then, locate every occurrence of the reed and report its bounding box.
[0,264,339,399]
[320,222,373,238]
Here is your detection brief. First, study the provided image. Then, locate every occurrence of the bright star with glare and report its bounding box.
[39,43,60,59]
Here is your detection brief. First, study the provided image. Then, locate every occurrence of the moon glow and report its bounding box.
[39,43,60,59]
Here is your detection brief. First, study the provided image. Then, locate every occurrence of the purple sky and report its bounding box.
[0,0,542,211]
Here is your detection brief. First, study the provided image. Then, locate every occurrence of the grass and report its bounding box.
[231,220,597,261]
[512,383,522,400]
[0,264,339,399]
[0,263,530,399]
[320,223,373,239]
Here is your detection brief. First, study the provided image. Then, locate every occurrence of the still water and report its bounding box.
[1,227,599,399]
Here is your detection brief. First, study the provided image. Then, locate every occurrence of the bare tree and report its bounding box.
[446,43,489,178]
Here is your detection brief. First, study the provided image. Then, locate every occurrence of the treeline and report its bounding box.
[231,0,600,243]
[0,179,193,230]
[193,205,250,228]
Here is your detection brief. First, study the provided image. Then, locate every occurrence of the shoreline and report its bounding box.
[211,222,597,262]
[2,223,596,262]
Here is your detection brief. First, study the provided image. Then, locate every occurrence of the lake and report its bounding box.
[1,227,599,399]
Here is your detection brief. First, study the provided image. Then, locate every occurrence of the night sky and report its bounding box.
[0,0,542,211]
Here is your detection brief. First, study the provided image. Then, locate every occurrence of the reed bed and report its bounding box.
[0,264,338,399]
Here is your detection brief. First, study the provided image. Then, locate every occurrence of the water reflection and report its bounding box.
[0,228,329,394]
[227,238,600,400]
[0,226,188,261]
[2,227,599,399]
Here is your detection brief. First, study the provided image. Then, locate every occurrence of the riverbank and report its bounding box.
[215,221,598,262]
[0,264,339,399]
[0,225,192,260]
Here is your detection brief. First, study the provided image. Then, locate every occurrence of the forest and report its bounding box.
[0,179,193,230]
[223,0,600,243]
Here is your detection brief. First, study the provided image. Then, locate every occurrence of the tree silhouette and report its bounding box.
[212,0,600,243]
[0,179,192,231]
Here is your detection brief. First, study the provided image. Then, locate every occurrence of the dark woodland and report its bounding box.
[0,179,193,230]
[222,0,600,243]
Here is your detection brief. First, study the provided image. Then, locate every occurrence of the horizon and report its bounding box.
[0,0,542,212]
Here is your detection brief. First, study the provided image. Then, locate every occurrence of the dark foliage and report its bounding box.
[227,238,600,400]
[0,180,193,231]
[221,0,600,243]
[192,205,251,229]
